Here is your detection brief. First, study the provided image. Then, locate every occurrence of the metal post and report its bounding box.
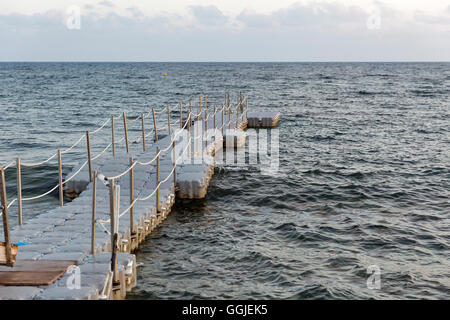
[141,113,146,152]
[172,139,177,187]
[57,150,63,207]
[156,147,160,213]
[123,112,129,153]
[129,157,135,235]
[0,167,13,267]
[16,157,22,225]
[111,116,116,157]
[91,170,97,255]
[86,131,93,182]
[152,108,158,141]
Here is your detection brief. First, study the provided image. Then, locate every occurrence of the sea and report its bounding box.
[0,62,449,299]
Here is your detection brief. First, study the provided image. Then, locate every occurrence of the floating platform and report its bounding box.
[0,95,257,299]
[247,112,280,128]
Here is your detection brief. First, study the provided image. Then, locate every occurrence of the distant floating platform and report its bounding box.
[247,112,280,128]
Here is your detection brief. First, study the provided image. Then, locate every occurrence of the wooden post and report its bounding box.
[0,167,13,267]
[123,112,129,153]
[214,106,217,132]
[57,150,63,207]
[141,113,146,152]
[172,139,177,187]
[16,157,22,225]
[167,105,171,135]
[236,107,239,129]
[152,108,158,141]
[86,131,93,182]
[199,96,202,118]
[228,105,231,129]
[91,170,97,255]
[246,95,248,120]
[111,116,116,157]
[205,113,208,151]
[156,147,160,213]
[129,157,135,235]
[205,95,207,118]
[109,178,118,282]
[180,103,183,129]
[222,106,225,136]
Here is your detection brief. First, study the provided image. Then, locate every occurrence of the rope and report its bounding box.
[3,161,15,170]
[21,153,57,167]
[61,134,84,154]
[91,118,111,134]
[22,183,59,201]
[91,143,112,161]
[62,160,89,185]
[7,198,17,209]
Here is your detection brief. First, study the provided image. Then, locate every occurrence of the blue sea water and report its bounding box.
[0,62,449,299]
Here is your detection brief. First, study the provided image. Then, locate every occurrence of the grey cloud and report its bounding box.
[236,11,273,28]
[99,1,115,8]
[189,5,228,26]
[126,7,144,18]
[0,2,449,61]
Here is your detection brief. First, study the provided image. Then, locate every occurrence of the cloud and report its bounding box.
[189,5,228,26]
[0,2,449,61]
[99,1,115,8]
[236,9,273,28]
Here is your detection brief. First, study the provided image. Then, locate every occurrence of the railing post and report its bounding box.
[91,170,97,255]
[180,103,183,129]
[129,157,135,236]
[152,108,158,141]
[57,150,63,207]
[222,105,225,136]
[167,105,171,135]
[156,147,160,213]
[0,167,13,267]
[205,95,207,113]
[246,95,249,120]
[213,106,217,144]
[111,116,116,157]
[172,139,177,187]
[228,105,231,129]
[86,131,93,182]
[16,157,23,225]
[141,113,146,152]
[236,106,239,129]
[205,112,208,152]
[123,112,129,153]
[109,178,118,284]
[199,96,202,118]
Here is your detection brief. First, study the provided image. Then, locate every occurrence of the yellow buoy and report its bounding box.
[164,73,167,76]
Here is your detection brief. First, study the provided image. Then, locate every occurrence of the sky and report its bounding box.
[0,0,449,61]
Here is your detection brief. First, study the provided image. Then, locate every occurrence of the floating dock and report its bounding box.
[0,93,280,300]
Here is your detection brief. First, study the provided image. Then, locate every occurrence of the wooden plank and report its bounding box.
[0,243,18,265]
[0,259,77,272]
[0,260,77,286]
[0,271,65,286]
